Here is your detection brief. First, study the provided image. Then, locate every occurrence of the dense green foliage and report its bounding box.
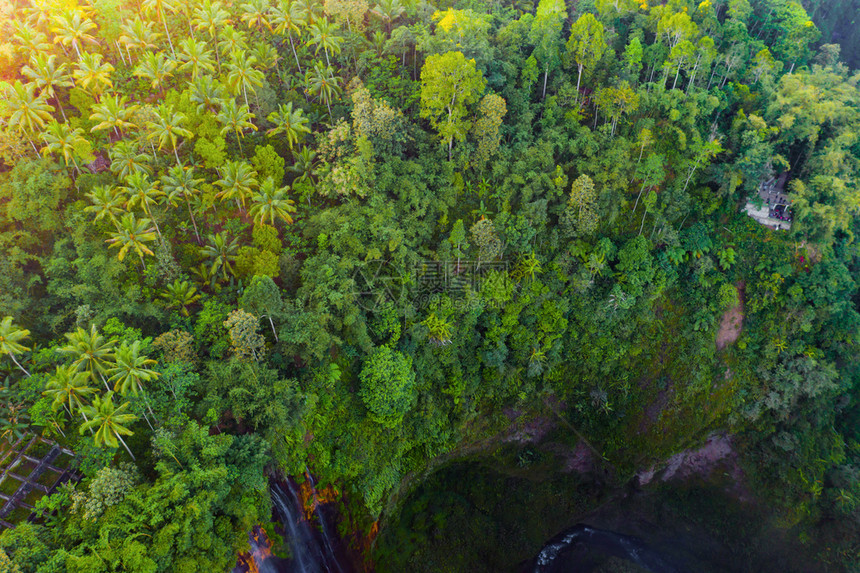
[0,0,858,569]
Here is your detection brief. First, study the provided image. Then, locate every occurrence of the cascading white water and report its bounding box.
[269,477,351,573]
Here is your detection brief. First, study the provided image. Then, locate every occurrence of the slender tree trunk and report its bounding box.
[542,63,548,100]
[575,64,583,105]
[9,353,30,377]
[140,386,159,426]
[147,207,163,241]
[633,181,648,212]
[185,197,201,243]
[116,432,137,461]
[116,41,127,66]
[161,10,176,58]
[288,32,302,74]
[672,60,683,90]
[682,158,702,193]
[267,315,278,341]
[639,205,648,236]
[99,372,111,392]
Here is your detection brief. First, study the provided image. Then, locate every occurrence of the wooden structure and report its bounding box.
[0,435,78,529]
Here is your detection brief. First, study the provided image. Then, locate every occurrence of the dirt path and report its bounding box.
[716,283,745,350]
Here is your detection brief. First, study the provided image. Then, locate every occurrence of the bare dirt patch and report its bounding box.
[716,283,745,350]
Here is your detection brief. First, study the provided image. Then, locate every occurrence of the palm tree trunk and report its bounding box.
[160,9,177,58]
[289,32,302,73]
[185,197,202,243]
[146,206,164,240]
[57,98,68,121]
[116,432,137,461]
[99,372,111,392]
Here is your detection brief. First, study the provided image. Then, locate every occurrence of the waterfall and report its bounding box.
[268,477,353,573]
[305,471,347,573]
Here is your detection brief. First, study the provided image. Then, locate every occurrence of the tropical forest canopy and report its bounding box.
[0,0,858,569]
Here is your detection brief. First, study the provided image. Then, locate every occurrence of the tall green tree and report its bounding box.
[529,0,566,99]
[566,13,607,104]
[420,51,486,160]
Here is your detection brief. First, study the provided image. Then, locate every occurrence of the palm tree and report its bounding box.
[2,80,55,153]
[123,172,165,240]
[147,105,193,165]
[73,52,114,100]
[250,176,297,225]
[21,53,73,121]
[134,52,176,96]
[90,94,140,138]
[294,0,324,25]
[190,75,228,114]
[289,145,318,186]
[192,0,231,72]
[79,392,138,461]
[371,0,405,35]
[51,11,98,60]
[270,0,307,72]
[226,49,264,107]
[162,164,204,243]
[109,141,152,179]
[251,43,280,71]
[217,25,248,57]
[85,185,127,228]
[59,324,116,391]
[216,99,257,154]
[109,341,160,409]
[43,365,97,419]
[307,17,343,68]
[200,232,239,282]
[41,121,89,175]
[142,0,178,57]
[10,21,52,55]
[162,279,202,316]
[178,37,216,79]
[305,63,341,117]
[118,17,162,63]
[106,213,159,268]
[241,0,272,31]
[266,102,310,149]
[216,160,259,212]
[0,316,31,377]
